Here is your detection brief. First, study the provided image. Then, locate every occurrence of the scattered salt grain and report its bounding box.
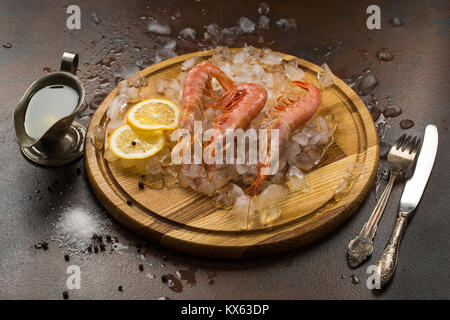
[53,208,105,252]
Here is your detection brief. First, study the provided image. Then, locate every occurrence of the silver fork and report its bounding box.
[347,134,421,268]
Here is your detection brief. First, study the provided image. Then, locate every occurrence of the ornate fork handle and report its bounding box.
[376,215,408,286]
[347,172,398,268]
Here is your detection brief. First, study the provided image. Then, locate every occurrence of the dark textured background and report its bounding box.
[0,0,449,299]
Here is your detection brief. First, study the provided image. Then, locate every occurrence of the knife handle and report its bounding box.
[376,215,408,286]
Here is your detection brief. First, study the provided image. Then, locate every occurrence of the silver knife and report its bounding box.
[375,124,438,286]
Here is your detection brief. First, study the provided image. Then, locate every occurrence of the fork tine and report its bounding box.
[405,136,417,153]
[400,135,412,151]
[393,134,406,150]
[411,137,421,155]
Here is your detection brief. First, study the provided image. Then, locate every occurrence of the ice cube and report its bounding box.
[126,87,140,102]
[270,171,285,184]
[178,28,196,41]
[258,205,281,226]
[197,179,216,196]
[128,71,147,87]
[317,63,335,88]
[250,63,265,80]
[146,160,163,175]
[232,50,249,64]
[309,131,330,146]
[119,65,141,81]
[89,125,104,150]
[285,18,297,30]
[294,153,315,171]
[286,141,302,160]
[91,12,101,25]
[227,184,245,202]
[237,17,256,34]
[286,166,310,191]
[163,39,177,51]
[154,49,177,63]
[260,49,283,65]
[181,57,200,71]
[285,64,305,80]
[152,147,172,166]
[255,184,288,208]
[276,18,297,31]
[348,162,364,177]
[292,131,310,146]
[221,27,237,45]
[257,2,270,15]
[303,123,319,138]
[258,15,270,30]
[143,174,165,190]
[148,20,171,35]
[234,195,255,230]
[155,79,167,94]
[205,23,222,39]
[107,94,129,120]
[117,80,129,95]
[261,72,274,87]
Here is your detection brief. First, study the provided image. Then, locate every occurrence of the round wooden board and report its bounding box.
[85,49,379,259]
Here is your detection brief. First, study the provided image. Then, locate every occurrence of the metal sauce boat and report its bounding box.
[13,52,86,166]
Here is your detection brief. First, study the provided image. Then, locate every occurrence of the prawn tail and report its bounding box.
[291,80,310,90]
[219,87,244,111]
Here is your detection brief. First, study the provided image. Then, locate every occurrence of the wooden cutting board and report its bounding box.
[84,49,379,258]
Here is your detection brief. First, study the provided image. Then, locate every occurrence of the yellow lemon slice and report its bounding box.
[109,124,165,160]
[127,98,180,131]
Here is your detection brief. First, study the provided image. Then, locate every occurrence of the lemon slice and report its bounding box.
[127,98,180,131]
[109,124,165,160]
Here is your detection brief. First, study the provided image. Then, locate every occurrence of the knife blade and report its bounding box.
[400,124,439,215]
[375,124,438,286]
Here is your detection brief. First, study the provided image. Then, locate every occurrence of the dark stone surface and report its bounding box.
[0,0,449,299]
